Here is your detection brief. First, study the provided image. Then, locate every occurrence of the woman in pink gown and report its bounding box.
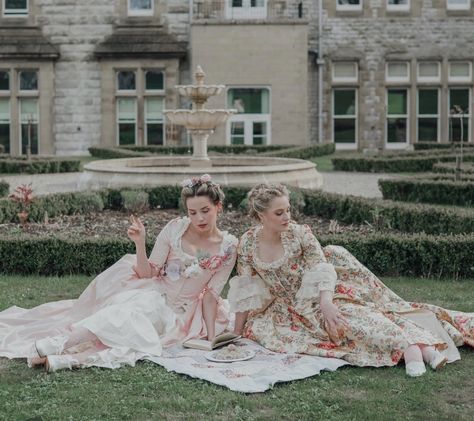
[0,174,237,371]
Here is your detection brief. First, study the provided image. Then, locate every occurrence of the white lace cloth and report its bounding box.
[145,339,347,393]
[227,275,272,313]
[295,262,338,301]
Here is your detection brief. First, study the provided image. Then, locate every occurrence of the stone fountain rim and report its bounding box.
[84,156,317,175]
[175,84,225,89]
[163,109,237,114]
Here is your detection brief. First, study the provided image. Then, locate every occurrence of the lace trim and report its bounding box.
[251,225,293,270]
[295,262,337,300]
[228,275,272,312]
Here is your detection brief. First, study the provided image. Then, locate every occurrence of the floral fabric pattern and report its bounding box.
[231,223,474,367]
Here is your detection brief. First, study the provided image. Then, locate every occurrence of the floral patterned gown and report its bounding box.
[228,223,474,367]
[0,217,237,368]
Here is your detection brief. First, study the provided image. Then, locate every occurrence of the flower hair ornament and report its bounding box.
[180,174,219,188]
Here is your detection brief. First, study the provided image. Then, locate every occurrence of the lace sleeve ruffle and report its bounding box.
[295,262,337,301]
[228,275,272,313]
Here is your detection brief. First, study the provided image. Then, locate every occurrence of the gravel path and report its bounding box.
[1,170,405,198]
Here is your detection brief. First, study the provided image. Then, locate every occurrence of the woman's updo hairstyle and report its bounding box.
[247,183,289,221]
[180,174,225,211]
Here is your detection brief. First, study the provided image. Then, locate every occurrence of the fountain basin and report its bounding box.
[175,85,225,103]
[164,109,237,131]
[82,156,323,190]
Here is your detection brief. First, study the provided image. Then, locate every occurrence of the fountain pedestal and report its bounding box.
[189,130,212,167]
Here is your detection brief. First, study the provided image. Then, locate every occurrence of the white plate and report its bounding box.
[205,349,255,363]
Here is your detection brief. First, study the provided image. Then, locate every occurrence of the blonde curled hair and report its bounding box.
[180,176,225,211]
[247,183,289,221]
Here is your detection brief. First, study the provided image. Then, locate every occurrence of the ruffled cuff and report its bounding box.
[228,275,272,313]
[295,262,337,301]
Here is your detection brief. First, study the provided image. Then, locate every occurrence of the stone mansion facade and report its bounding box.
[1,0,474,156]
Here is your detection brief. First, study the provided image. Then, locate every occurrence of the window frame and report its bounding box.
[144,96,165,146]
[127,0,154,17]
[386,88,410,148]
[226,0,268,20]
[447,0,471,11]
[386,0,410,12]
[18,69,39,95]
[336,0,363,11]
[116,97,138,146]
[144,69,165,94]
[226,86,272,146]
[332,62,359,84]
[417,62,441,83]
[116,69,137,94]
[2,0,29,17]
[332,88,358,150]
[448,62,472,83]
[386,62,410,84]
[0,97,11,154]
[448,87,471,143]
[19,97,40,155]
[416,88,440,143]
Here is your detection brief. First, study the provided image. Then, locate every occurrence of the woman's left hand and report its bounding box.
[320,300,348,341]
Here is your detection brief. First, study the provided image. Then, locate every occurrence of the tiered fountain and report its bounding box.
[83,66,322,189]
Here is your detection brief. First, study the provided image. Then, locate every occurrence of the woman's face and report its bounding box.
[186,195,221,234]
[258,195,291,233]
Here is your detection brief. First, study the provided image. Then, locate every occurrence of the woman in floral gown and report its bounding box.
[229,183,474,377]
[0,175,237,371]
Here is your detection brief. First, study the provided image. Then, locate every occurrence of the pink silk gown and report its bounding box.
[0,217,237,368]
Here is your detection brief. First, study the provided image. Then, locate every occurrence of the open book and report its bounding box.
[183,332,241,351]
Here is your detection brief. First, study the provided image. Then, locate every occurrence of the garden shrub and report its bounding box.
[121,190,149,214]
[433,162,474,175]
[332,153,474,173]
[0,159,80,174]
[414,142,474,151]
[379,177,474,206]
[88,147,152,159]
[1,233,472,278]
[302,189,474,235]
[261,143,336,159]
[0,180,8,198]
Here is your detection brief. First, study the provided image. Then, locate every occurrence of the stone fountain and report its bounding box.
[164,65,236,167]
[82,66,322,189]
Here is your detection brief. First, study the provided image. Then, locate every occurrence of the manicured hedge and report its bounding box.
[89,144,335,160]
[0,159,80,174]
[332,153,474,173]
[414,142,474,151]
[433,162,474,175]
[0,180,8,198]
[88,147,152,159]
[302,189,474,235]
[261,143,335,159]
[379,177,474,207]
[1,233,472,278]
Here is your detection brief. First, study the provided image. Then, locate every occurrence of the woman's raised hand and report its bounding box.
[320,299,348,343]
[127,215,146,244]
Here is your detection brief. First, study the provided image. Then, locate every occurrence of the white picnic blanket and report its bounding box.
[145,339,347,393]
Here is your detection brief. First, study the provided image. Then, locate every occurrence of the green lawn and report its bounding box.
[311,154,335,172]
[1,275,473,420]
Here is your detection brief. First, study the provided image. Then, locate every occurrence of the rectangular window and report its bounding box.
[336,0,362,11]
[387,0,410,11]
[128,0,153,16]
[145,98,164,145]
[117,70,136,92]
[0,98,10,154]
[417,62,441,83]
[332,62,358,83]
[417,89,439,142]
[386,62,410,83]
[0,70,10,91]
[3,0,28,16]
[447,0,470,10]
[333,89,357,145]
[19,70,38,92]
[227,88,270,145]
[387,89,408,144]
[117,98,137,145]
[145,70,164,92]
[449,62,472,82]
[20,98,38,155]
[226,0,267,19]
[449,88,470,142]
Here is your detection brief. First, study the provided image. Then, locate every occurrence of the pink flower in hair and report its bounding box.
[200,174,212,183]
